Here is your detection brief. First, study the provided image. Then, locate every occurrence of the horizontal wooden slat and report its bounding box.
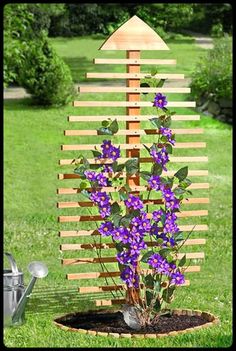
[58,210,208,223]
[79,280,191,294]
[62,252,204,265]
[59,226,208,237]
[86,73,184,79]
[61,142,206,151]
[57,197,209,208]
[59,156,208,166]
[68,115,200,122]
[67,266,200,280]
[58,170,208,180]
[96,299,126,306]
[57,183,209,195]
[79,86,190,93]
[94,58,177,65]
[60,239,206,251]
[73,101,196,107]
[64,128,204,136]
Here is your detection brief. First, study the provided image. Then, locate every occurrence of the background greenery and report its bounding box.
[4,32,232,347]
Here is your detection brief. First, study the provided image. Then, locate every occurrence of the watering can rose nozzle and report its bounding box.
[11,261,48,324]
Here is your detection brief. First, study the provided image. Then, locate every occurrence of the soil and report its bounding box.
[55,310,208,334]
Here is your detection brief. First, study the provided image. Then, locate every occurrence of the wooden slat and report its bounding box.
[64,128,204,136]
[60,239,206,251]
[59,156,208,166]
[62,252,204,265]
[57,197,209,208]
[68,115,200,122]
[73,101,196,107]
[86,73,184,79]
[57,183,209,195]
[79,280,191,294]
[58,170,208,180]
[94,58,177,65]
[96,299,126,306]
[59,227,208,237]
[67,266,200,280]
[61,142,206,151]
[79,86,190,93]
[58,210,208,223]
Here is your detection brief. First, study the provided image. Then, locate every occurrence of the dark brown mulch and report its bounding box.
[55,310,207,334]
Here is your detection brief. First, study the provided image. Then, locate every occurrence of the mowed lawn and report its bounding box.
[3,35,232,348]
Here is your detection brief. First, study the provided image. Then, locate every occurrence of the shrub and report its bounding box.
[19,35,75,106]
[190,36,232,102]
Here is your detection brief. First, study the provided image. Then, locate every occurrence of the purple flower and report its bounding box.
[117,250,138,265]
[152,209,164,222]
[90,191,110,206]
[98,221,114,236]
[118,227,130,244]
[99,205,111,218]
[159,127,175,145]
[170,271,185,285]
[148,253,163,269]
[110,146,120,161]
[165,197,180,211]
[150,147,169,171]
[84,170,97,182]
[96,173,108,186]
[130,239,147,255]
[153,93,168,109]
[124,194,143,210]
[130,227,145,241]
[150,223,160,236]
[162,188,175,202]
[148,175,161,191]
[156,260,170,275]
[100,140,120,161]
[103,165,113,173]
[121,266,139,288]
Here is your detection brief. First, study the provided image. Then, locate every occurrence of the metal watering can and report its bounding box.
[4,252,48,327]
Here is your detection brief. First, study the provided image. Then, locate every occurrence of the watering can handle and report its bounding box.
[4,252,19,275]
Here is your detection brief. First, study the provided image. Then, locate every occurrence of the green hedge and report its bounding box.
[190,36,232,102]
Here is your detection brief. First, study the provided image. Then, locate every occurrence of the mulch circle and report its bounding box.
[53,308,219,338]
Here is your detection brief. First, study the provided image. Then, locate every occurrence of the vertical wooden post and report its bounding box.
[126,50,142,305]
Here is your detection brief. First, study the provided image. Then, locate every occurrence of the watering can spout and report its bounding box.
[12,261,48,324]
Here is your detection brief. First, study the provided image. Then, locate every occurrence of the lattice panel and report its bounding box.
[57,16,208,307]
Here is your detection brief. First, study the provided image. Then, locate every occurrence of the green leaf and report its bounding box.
[120,214,132,227]
[141,250,154,263]
[143,144,151,153]
[74,165,86,176]
[115,242,124,252]
[109,119,119,134]
[145,290,154,306]
[163,116,172,128]
[92,150,102,158]
[81,189,91,199]
[124,184,132,192]
[149,118,161,128]
[154,280,161,293]
[179,178,192,189]
[151,67,158,76]
[111,214,122,227]
[151,163,162,176]
[119,190,128,201]
[97,127,113,135]
[173,187,186,195]
[160,213,166,226]
[125,158,139,175]
[165,144,173,154]
[178,254,186,267]
[175,232,184,243]
[79,181,89,189]
[82,157,90,169]
[116,163,125,172]
[140,82,150,95]
[156,78,166,88]
[139,171,151,181]
[111,202,121,215]
[144,274,154,289]
[162,286,175,303]
[153,298,161,312]
[174,166,188,181]
[159,248,171,258]
[102,120,110,127]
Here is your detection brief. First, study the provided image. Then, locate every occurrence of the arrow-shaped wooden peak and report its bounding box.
[99,15,169,51]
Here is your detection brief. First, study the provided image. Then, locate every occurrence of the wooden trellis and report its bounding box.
[57,16,208,307]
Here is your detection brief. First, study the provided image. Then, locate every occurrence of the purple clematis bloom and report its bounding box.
[120,266,136,287]
[148,175,161,191]
[96,173,108,186]
[153,93,168,109]
[99,205,111,218]
[98,221,114,236]
[130,239,147,255]
[152,209,164,222]
[148,253,163,269]
[159,126,175,145]
[170,271,185,285]
[84,170,97,182]
[124,194,144,210]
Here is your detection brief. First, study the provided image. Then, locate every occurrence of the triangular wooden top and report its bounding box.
[99,15,169,51]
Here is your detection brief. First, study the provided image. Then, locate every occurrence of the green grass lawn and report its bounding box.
[4,35,232,348]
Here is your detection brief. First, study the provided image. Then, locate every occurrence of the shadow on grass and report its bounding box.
[27,286,124,315]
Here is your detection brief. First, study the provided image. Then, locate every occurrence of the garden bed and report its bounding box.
[54,308,219,338]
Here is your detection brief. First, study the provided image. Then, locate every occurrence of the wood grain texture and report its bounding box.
[73,101,195,107]
[64,128,204,136]
[79,86,190,93]
[86,73,184,79]
[94,58,176,65]
[68,115,200,122]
